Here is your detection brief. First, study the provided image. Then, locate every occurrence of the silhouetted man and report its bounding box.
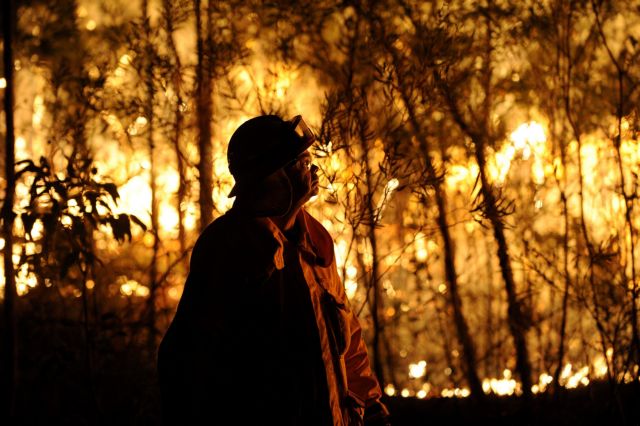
[158,115,389,425]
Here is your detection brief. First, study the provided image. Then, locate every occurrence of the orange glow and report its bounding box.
[5,2,640,400]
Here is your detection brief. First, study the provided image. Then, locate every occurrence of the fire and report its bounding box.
[482,369,519,396]
[487,121,549,185]
[408,360,427,379]
[384,384,396,396]
[119,277,150,298]
[117,176,152,224]
[3,1,639,402]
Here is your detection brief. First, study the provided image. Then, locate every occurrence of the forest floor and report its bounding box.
[1,315,638,426]
[385,381,640,425]
[4,378,639,425]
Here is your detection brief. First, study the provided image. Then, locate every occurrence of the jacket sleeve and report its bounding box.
[343,300,388,411]
[343,310,392,425]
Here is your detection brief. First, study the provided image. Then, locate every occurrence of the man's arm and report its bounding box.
[343,307,391,424]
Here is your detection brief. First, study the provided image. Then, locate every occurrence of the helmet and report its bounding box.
[227,115,315,197]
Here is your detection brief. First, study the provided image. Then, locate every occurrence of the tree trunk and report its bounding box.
[477,154,533,399]
[361,126,386,386]
[143,0,159,354]
[435,6,534,398]
[590,0,640,375]
[378,5,485,396]
[552,147,572,392]
[195,0,214,230]
[613,65,639,377]
[2,0,18,417]
[550,48,572,391]
[399,89,484,399]
[163,0,188,259]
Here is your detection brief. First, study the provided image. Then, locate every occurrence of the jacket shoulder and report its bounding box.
[302,211,335,266]
[191,212,284,272]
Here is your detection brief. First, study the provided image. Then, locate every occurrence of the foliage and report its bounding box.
[15,153,145,284]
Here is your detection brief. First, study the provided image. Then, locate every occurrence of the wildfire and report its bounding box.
[487,121,549,185]
[3,0,639,403]
[395,358,617,400]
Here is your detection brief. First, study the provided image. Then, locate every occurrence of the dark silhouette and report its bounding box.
[158,115,390,425]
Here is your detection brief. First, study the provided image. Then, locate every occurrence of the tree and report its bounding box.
[434,1,534,399]
[376,0,485,398]
[2,0,18,418]
[194,0,214,230]
[161,0,190,261]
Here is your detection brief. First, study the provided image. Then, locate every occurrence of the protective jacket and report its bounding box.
[158,207,386,425]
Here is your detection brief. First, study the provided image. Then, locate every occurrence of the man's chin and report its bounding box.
[301,188,319,205]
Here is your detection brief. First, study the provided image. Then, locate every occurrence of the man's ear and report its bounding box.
[237,169,293,217]
[265,169,294,217]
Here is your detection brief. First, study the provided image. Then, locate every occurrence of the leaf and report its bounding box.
[111,215,132,242]
[21,213,37,238]
[102,183,120,203]
[66,160,76,178]
[59,251,79,279]
[52,181,69,200]
[129,214,147,232]
[71,216,86,239]
[85,191,99,213]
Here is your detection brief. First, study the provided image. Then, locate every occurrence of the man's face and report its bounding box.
[284,150,319,206]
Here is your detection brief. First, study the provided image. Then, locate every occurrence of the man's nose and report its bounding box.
[310,164,319,174]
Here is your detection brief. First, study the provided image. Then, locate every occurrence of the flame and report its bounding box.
[408,360,427,379]
[482,369,519,396]
[441,387,470,398]
[510,122,546,152]
[16,264,38,296]
[488,121,549,185]
[117,176,152,224]
[384,384,396,396]
[344,279,358,299]
[119,277,150,298]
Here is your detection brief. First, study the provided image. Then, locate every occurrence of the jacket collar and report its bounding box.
[292,210,334,267]
[267,209,334,268]
[227,206,334,268]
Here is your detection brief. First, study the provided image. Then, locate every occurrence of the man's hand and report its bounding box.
[364,401,391,426]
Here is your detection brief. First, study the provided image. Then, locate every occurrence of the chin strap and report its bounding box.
[238,172,294,218]
[274,174,294,217]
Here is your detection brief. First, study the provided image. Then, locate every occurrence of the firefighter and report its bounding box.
[158,115,390,425]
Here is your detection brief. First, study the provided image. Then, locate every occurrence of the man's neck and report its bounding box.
[271,206,302,232]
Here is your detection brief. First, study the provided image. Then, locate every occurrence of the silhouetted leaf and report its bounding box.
[111,215,132,242]
[102,183,120,203]
[59,251,79,279]
[129,214,147,232]
[21,213,37,238]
